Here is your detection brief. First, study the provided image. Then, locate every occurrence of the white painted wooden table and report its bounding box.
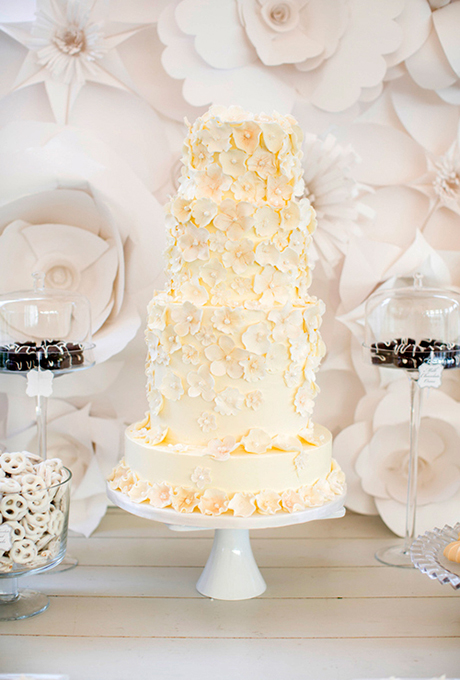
[0,508,459,679]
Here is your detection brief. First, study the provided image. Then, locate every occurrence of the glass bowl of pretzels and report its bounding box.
[0,450,71,620]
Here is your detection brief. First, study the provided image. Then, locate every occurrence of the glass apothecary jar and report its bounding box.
[363,275,460,568]
[0,272,94,373]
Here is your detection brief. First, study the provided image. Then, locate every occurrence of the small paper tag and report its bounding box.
[418,362,444,389]
[26,369,54,397]
[0,523,12,552]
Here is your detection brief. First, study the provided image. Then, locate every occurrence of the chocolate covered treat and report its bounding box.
[370,337,460,370]
[0,340,85,371]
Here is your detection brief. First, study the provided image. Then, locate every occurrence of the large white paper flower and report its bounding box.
[158,0,405,113]
[0,0,151,124]
[300,132,368,275]
[334,381,460,536]
[390,1,460,103]
[0,122,164,363]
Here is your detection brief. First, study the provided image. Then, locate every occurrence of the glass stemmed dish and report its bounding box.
[0,272,94,571]
[363,275,460,567]
[0,465,72,620]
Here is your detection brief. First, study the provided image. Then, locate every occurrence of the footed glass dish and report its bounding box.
[0,464,71,620]
[363,275,460,568]
[0,273,93,571]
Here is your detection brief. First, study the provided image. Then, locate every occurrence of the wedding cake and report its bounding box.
[109,106,345,517]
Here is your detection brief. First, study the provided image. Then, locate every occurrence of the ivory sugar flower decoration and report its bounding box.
[158,0,406,112]
[0,0,150,123]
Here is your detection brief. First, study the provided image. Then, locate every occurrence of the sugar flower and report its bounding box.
[228,492,257,517]
[281,489,305,513]
[182,344,201,365]
[201,258,226,287]
[195,325,217,347]
[211,307,243,333]
[208,230,227,253]
[256,490,281,514]
[232,122,261,154]
[187,365,216,401]
[214,199,254,241]
[205,335,247,379]
[205,436,238,461]
[240,353,266,382]
[199,120,232,153]
[148,482,173,509]
[147,388,163,416]
[191,466,212,489]
[269,304,303,341]
[222,239,255,274]
[172,487,199,513]
[289,336,309,363]
[232,171,265,203]
[147,303,166,331]
[171,301,202,336]
[254,266,289,305]
[197,412,217,433]
[242,322,271,355]
[284,362,303,387]
[254,241,280,267]
[180,278,209,305]
[129,480,151,504]
[253,205,281,238]
[160,370,184,401]
[145,426,168,446]
[161,325,181,354]
[247,147,278,179]
[219,149,248,178]
[198,489,229,515]
[195,163,233,202]
[267,175,293,207]
[245,390,263,410]
[272,435,302,452]
[178,224,209,262]
[281,202,301,229]
[241,428,272,454]
[191,197,218,227]
[277,247,299,275]
[214,387,245,416]
[171,197,193,223]
[294,385,315,418]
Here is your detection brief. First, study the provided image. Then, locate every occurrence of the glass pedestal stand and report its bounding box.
[375,372,423,568]
[107,485,346,600]
[0,576,49,621]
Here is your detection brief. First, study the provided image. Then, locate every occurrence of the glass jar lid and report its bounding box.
[364,274,460,371]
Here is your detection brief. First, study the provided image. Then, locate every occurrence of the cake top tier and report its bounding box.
[180,105,305,198]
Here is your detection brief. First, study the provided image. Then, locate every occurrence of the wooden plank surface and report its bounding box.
[0,508,458,680]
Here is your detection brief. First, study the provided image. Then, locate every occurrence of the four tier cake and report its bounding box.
[109,105,345,517]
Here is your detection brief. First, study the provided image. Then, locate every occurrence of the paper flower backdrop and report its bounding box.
[0,0,459,536]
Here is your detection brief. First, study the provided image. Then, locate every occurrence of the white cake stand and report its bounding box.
[107,485,346,600]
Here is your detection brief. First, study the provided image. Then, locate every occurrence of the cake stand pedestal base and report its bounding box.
[196,528,266,600]
[107,486,346,601]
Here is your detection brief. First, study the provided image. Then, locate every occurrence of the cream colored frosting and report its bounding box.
[112,105,343,517]
[125,421,332,493]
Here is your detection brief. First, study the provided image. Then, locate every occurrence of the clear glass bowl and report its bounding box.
[0,465,72,620]
[363,276,460,372]
[0,272,94,374]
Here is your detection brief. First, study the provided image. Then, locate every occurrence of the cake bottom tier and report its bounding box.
[108,422,345,517]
